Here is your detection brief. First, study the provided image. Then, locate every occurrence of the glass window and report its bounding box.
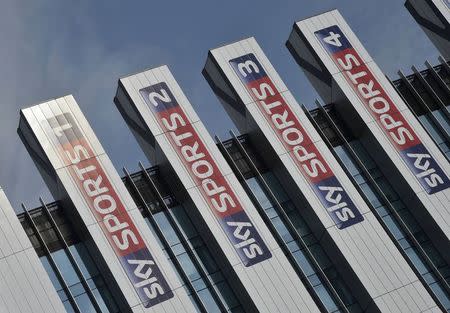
[215,281,240,310]
[262,172,289,203]
[40,256,63,291]
[171,205,198,239]
[52,249,80,287]
[246,177,273,210]
[433,110,450,136]
[334,146,360,177]
[292,249,316,277]
[419,115,446,145]
[154,212,180,246]
[69,244,99,279]
[197,288,222,313]
[74,293,97,313]
[136,177,243,312]
[326,131,450,309]
[314,284,340,313]
[194,245,219,274]
[63,301,76,313]
[245,174,350,312]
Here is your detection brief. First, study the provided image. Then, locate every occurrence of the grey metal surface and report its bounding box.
[204,36,441,313]
[0,187,66,313]
[18,96,194,313]
[116,67,321,313]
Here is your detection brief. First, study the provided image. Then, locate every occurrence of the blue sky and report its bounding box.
[0,0,439,210]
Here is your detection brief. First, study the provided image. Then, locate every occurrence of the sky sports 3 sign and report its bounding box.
[315,25,450,194]
[139,82,271,266]
[46,113,173,308]
[229,53,364,229]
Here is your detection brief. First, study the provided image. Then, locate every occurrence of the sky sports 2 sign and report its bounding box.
[229,53,364,229]
[315,25,450,194]
[46,112,173,308]
[139,82,271,266]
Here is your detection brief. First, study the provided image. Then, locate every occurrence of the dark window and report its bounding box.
[332,140,450,311]
[423,72,449,105]
[411,77,440,110]
[221,137,362,313]
[394,81,427,116]
[19,205,119,313]
[127,167,244,312]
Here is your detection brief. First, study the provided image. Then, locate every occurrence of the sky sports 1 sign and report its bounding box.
[46,113,173,308]
[315,25,450,194]
[139,82,271,266]
[229,53,364,229]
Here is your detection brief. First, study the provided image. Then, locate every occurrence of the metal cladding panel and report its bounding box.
[0,188,66,313]
[18,97,194,313]
[288,9,450,240]
[205,37,439,312]
[406,0,450,59]
[116,66,321,313]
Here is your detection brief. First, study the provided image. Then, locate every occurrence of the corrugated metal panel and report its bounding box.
[18,97,194,313]
[0,187,66,313]
[205,36,440,312]
[116,66,321,313]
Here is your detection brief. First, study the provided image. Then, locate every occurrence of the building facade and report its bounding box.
[0,6,448,313]
[203,36,442,312]
[287,9,450,312]
[405,0,450,60]
[389,59,450,161]
[114,66,321,313]
[0,187,66,313]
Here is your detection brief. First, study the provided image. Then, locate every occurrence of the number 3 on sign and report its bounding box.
[323,32,342,47]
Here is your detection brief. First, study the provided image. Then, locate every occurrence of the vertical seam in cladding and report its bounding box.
[217,133,348,313]
[0,256,26,312]
[136,164,232,312]
[40,198,105,313]
[314,104,450,311]
[139,164,234,313]
[23,248,62,313]
[397,70,450,146]
[23,205,82,313]
[122,167,204,313]
[215,135,294,312]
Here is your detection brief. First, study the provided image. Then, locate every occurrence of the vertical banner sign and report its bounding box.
[315,25,450,194]
[46,113,173,307]
[229,54,364,229]
[139,82,271,266]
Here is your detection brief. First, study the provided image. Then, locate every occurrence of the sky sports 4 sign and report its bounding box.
[315,25,450,194]
[139,82,271,266]
[46,112,173,308]
[229,53,364,229]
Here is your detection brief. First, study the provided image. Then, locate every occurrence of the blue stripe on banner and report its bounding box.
[400,144,450,194]
[314,25,352,54]
[219,211,272,267]
[312,176,364,229]
[229,54,267,84]
[140,82,178,113]
[120,248,174,308]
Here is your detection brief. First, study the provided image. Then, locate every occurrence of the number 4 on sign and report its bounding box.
[323,32,342,47]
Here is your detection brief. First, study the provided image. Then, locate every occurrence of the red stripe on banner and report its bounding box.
[331,48,421,151]
[155,107,243,219]
[246,77,334,183]
[60,139,146,257]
